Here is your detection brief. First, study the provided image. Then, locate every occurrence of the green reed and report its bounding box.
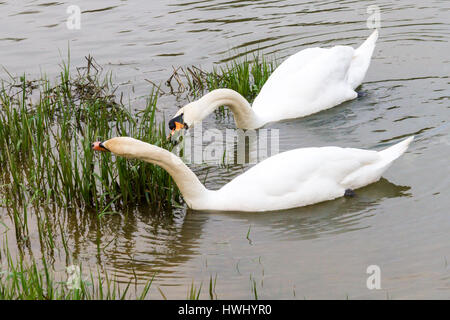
[168,53,276,110]
[0,53,278,300]
[205,54,276,102]
[187,280,203,300]
[0,58,180,212]
[0,239,153,300]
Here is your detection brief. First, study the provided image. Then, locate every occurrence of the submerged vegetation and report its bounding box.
[0,53,276,299]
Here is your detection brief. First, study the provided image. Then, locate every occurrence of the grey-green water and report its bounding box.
[0,0,449,299]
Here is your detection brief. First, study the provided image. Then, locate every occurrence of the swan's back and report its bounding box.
[215,146,377,211]
[209,137,412,212]
[252,30,379,124]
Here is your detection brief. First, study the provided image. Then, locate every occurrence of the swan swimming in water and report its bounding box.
[168,29,379,136]
[92,135,413,212]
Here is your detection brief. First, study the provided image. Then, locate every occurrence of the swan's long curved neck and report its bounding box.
[118,138,209,207]
[195,89,266,129]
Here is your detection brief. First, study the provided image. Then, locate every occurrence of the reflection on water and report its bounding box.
[0,177,411,287]
[209,178,411,241]
[0,0,449,298]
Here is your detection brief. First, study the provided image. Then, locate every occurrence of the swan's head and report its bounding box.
[168,101,204,137]
[92,137,145,159]
[168,112,186,138]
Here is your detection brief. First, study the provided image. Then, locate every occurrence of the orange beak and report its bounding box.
[92,141,109,152]
[167,122,185,139]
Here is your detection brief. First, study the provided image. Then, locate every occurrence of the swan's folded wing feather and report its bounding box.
[216,147,380,211]
[252,46,357,122]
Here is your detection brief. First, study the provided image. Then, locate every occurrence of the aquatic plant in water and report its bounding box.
[0,56,181,212]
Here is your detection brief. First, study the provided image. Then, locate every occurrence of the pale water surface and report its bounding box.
[0,0,449,299]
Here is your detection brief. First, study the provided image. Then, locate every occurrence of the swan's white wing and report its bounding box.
[211,146,382,211]
[252,45,358,123]
[191,137,412,212]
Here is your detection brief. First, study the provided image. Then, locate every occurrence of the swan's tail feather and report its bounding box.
[347,29,379,89]
[357,29,379,53]
[340,136,412,190]
[379,136,414,164]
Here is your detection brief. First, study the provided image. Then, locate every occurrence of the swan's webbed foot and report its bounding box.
[344,189,356,197]
[356,91,367,98]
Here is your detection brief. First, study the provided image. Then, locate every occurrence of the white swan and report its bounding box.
[169,29,379,134]
[92,135,413,212]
